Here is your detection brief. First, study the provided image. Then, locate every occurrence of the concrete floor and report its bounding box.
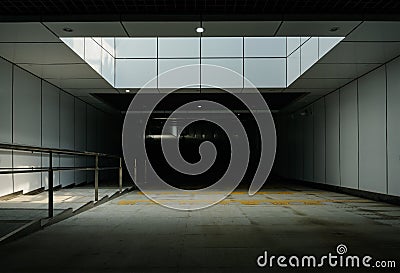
[0,181,399,272]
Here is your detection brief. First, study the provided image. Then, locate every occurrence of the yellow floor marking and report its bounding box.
[230,191,294,195]
[302,201,323,205]
[270,201,291,205]
[134,191,296,195]
[117,198,372,206]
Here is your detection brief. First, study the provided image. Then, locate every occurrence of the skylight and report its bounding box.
[61,37,343,89]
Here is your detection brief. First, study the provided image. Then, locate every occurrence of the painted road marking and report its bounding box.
[117,199,372,206]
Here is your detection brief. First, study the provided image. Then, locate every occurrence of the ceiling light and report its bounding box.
[62,27,74,33]
[329,26,340,32]
[196,27,204,33]
[197,105,202,108]
[125,89,130,93]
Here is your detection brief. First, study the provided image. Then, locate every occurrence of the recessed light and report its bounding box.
[196,27,204,33]
[125,89,130,93]
[197,105,202,108]
[62,27,74,33]
[329,26,340,32]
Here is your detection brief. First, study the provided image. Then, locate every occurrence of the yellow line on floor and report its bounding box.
[135,191,299,195]
[117,199,372,206]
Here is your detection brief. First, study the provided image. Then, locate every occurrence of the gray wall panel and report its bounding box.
[294,113,304,180]
[13,66,41,193]
[386,59,400,196]
[74,99,87,184]
[280,116,289,177]
[358,66,387,194]
[13,66,41,146]
[60,92,75,186]
[13,152,41,193]
[0,58,13,196]
[0,59,115,197]
[41,82,60,148]
[339,81,359,189]
[0,151,13,196]
[313,98,326,183]
[86,106,97,182]
[325,92,340,186]
[303,106,314,182]
[41,81,60,188]
[288,117,297,179]
[275,57,400,197]
[0,58,12,142]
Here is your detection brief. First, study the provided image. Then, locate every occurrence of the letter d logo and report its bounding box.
[257,251,268,267]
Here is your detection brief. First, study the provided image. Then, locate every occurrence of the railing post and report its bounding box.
[119,157,122,193]
[95,155,99,201]
[48,152,54,218]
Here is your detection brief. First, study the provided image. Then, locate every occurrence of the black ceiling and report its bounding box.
[93,92,306,113]
[0,0,399,19]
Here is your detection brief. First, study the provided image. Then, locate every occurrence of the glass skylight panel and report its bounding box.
[286,37,301,56]
[287,48,301,86]
[244,58,286,88]
[158,59,200,88]
[115,38,157,58]
[201,37,243,58]
[61,36,343,89]
[84,38,102,74]
[115,59,157,88]
[319,37,344,59]
[301,37,311,44]
[101,38,115,57]
[61,37,85,60]
[244,37,286,57]
[101,51,114,86]
[301,37,319,74]
[201,58,243,88]
[92,38,102,45]
[158,38,200,58]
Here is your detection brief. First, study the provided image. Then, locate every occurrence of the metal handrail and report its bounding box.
[0,142,123,218]
[0,143,119,158]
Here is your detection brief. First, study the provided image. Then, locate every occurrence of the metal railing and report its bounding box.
[0,143,123,218]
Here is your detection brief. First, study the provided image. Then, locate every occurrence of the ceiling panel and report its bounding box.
[289,78,351,89]
[276,21,360,37]
[345,22,400,42]
[47,78,112,89]
[122,21,199,37]
[0,23,59,42]
[203,21,281,37]
[0,43,85,64]
[19,63,101,79]
[77,96,117,113]
[93,92,306,112]
[318,42,400,64]
[285,88,331,95]
[64,88,119,96]
[301,63,380,79]
[44,22,128,37]
[282,94,323,112]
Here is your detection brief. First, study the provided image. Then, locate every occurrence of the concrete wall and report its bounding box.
[276,55,400,197]
[0,57,120,196]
